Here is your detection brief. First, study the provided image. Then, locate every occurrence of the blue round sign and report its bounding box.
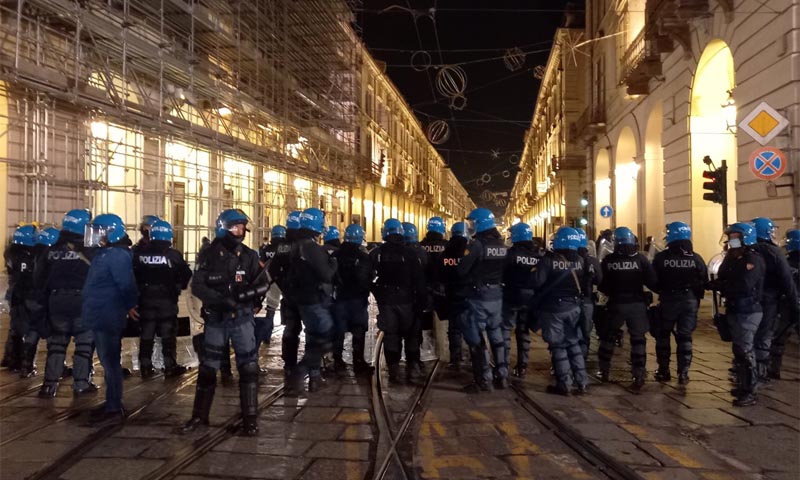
[599,205,613,218]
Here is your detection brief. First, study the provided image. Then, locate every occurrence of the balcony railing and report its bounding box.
[618,27,662,95]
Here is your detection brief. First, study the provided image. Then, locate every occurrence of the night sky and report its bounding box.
[358,0,577,214]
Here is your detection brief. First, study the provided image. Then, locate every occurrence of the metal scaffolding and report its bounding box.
[0,0,362,255]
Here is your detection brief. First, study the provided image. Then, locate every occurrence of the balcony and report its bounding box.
[619,29,662,95]
[646,0,712,55]
[575,103,607,144]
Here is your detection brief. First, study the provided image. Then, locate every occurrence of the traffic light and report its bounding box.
[702,168,727,205]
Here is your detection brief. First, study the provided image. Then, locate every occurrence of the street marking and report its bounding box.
[654,443,704,468]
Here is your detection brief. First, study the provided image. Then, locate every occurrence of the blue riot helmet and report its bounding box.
[150,220,174,242]
[323,225,340,243]
[426,216,446,235]
[576,228,589,249]
[665,221,691,245]
[300,208,325,234]
[12,225,37,247]
[139,214,160,235]
[271,225,287,240]
[402,222,419,244]
[785,229,800,252]
[286,211,302,230]
[215,208,250,239]
[613,226,636,246]
[62,209,92,235]
[466,208,496,234]
[509,222,533,243]
[451,221,468,238]
[382,218,404,240]
[726,222,757,247]
[85,213,127,247]
[553,226,580,251]
[751,217,776,242]
[344,224,365,244]
[36,227,60,247]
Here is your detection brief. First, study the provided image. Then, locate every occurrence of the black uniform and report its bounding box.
[598,249,658,384]
[456,229,507,388]
[715,247,765,403]
[331,242,373,371]
[187,235,264,432]
[3,244,37,373]
[751,240,798,378]
[257,239,283,351]
[769,251,800,377]
[501,241,541,376]
[652,241,707,379]
[420,232,448,324]
[530,249,587,392]
[578,247,602,359]
[268,230,302,378]
[370,235,426,382]
[440,235,469,366]
[283,231,338,390]
[35,231,97,395]
[133,240,192,375]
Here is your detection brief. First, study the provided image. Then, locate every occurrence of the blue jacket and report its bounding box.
[82,246,138,331]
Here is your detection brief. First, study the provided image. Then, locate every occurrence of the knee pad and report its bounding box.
[238,361,259,383]
[198,365,217,387]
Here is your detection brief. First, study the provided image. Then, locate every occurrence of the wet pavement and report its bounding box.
[0,299,797,479]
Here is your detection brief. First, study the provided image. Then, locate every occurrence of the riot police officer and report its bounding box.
[651,222,708,384]
[598,226,658,390]
[2,225,38,374]
[576,229,601,361]
[403,221,429,377]
[750,218,798,381]
[502,222,541,379]
[133,220,192,378]
[82,214,139,426]
[768,229,800,378]
[420,217,448,325]
[712,222,766,407]
[457,208,507,392]
[133,215,161,253]
[323,226,341,256]
[403,222,429,268]
[440,222,470,370]
[531,227,587,395]
[268,211,303,381]
[371,219,426,384]
[331,224,373,374]
[284,208,338,394]
[257,225,287,354]
[19,227,61,377]
[181,209,265,436]
[36,209,98,398]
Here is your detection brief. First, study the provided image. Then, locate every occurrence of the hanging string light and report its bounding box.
[503,47,526,71]
[426,119,450,144]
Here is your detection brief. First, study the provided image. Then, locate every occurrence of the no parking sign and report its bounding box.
[749,146,787,181]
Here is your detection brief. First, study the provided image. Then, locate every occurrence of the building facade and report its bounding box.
[0,0,473,256]
[507,27,590,239]
[576,0,799,260]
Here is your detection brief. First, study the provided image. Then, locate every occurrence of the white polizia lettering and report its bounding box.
[515,256,539,266]
[139,256,169,265]
[486,247,507,257]
[664,259,695,268]
[607,261,640,271]
[442,257,460,266]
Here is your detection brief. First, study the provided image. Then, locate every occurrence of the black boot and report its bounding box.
[388,363,402,385]
[733,358,758,407]
[677,370,690,385]
[38,383,59,398]
[767,355,782,380]
[512,365,527,378]
[3,335,23,371]
[630,376,645,392]
[546,383,571,396]
[178,367,216,434]
[308,375,327,392]
[19,343,38,378]
[654,366,671,382]
[239,375,259,437]
[139,339,154,378]
[598,369,610,383]
[164,365,188,378]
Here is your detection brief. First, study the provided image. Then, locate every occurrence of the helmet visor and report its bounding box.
[222,209,251,233]
[84,224,110,247]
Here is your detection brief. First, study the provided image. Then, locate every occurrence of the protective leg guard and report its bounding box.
[180,365,216,434]
[239,361,259,436]
[19,342,38,378]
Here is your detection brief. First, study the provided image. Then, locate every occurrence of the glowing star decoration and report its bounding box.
[490,149,501,160]
[561,30,587,67]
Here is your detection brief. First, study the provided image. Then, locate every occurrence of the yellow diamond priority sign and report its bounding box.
[739,102,790,145]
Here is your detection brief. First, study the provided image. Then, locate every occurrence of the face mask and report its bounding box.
[728,238,742,249]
